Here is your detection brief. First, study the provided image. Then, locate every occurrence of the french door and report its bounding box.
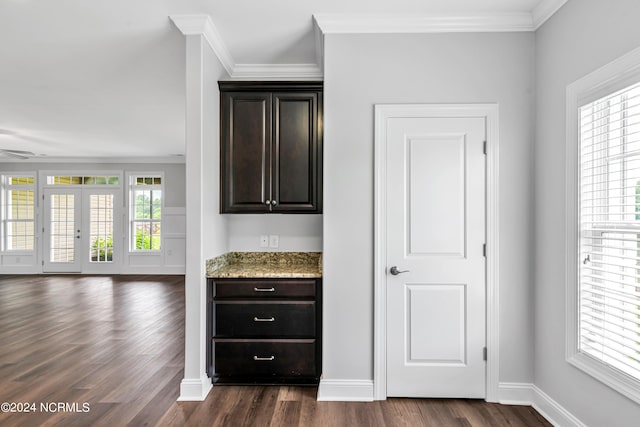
[43,188,120,273]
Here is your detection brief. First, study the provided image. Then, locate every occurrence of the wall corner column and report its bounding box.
[171,15,212,401]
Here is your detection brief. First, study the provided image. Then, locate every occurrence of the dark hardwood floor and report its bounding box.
[0,275,550,427]
[159,386,551,427]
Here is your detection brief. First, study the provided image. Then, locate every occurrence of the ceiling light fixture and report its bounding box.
[0,149,37,160]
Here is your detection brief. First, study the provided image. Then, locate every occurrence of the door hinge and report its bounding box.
[483,141,487,155]
[483,347,487,361]
[41,260,44,266]
[483,244,487,257]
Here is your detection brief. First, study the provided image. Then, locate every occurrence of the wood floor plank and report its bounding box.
[0,275,552,427]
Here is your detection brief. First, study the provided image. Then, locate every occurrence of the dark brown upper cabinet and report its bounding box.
[220,82,323,214]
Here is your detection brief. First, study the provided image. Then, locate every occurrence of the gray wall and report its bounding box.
[227,215,322,252]
[535,0,640,424]
[0,162,185,207]
[323,32,535,383]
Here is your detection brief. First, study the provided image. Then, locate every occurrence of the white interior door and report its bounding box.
[386,116,486,398]
[43,188,82,273]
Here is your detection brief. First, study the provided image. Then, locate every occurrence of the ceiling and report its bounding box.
[0,0,566,162]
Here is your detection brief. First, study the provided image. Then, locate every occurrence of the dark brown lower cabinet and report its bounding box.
[207,278,322,385]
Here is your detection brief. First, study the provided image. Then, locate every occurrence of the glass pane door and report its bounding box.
[88,194,114,263]
[43,189,82,272]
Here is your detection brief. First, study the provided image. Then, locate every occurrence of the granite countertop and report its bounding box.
[206,252,322,278]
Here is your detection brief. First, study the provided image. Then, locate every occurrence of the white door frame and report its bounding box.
[373,103,500,402]
[81,188,121,273]
[38,170,124,274]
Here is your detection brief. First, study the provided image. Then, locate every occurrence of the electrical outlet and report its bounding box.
[269,235,279,248]
[260,235,269,248]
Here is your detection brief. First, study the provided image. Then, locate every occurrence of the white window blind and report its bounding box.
[579,80,640,381]
[1,175,35,252]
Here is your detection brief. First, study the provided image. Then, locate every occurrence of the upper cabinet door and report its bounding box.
[272,92,321,213]
[221,92,272,213]
[219,82,323,214]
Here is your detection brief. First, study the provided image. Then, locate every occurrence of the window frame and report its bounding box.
[566,45,640,405]
[127,173,164,253]
[0,173,36,254]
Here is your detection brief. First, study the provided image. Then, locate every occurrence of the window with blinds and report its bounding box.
[1,175,35,252]
[129,175,162,252]
[579,80,640,382]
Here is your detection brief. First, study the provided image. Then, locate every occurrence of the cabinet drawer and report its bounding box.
[215,339,316,377]
[216,301,315,337]
[214,279,316,298]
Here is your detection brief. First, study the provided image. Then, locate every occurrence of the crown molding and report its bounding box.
[232,64,323,80]
[313,18,324,75]
[532,0,568,29]
[170,5,570,81]
[170,15,234,76]
[313,13,536,34]
[170,14,323,80]
[0,156,186,164]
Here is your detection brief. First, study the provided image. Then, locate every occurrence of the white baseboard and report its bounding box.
[531,385,586,427]
[497,382,585,427]
[317,379,374,402]
[0,268,39,274]
[120,266,186,275]
[178,376,212,401]
[498,382,535,405]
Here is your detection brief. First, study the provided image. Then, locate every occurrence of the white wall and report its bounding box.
[535,0,640,425]
[227,215,322,251]
[322,32,535,388]
[0,161,185,274]
[179,25,230,400]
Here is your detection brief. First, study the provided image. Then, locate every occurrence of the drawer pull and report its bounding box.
[253,316,275,322]
[253,356,275,361]
[254,287,276,292]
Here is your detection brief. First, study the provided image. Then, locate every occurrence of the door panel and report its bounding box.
[273,92,318,212]
[386,116,486,398]
[408,135,465,256]
[406,284,466,364]
[221,92,271,212]
[43,189,82,272]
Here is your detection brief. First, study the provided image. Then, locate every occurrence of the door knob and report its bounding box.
[390,266,409,275]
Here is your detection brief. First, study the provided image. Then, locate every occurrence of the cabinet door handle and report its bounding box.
[271,200,277,206]
[265,200,271,205]
[254,287,275,292]
[253,316,275,322]
[253,356,275,361]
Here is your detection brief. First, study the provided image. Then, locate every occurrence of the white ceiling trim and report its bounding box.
[0,156,186,164]
[170,14,323,80]
[312,13,536,34]
[232,64,323,80]
[532,0,569,29]
[170,15,235,76]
